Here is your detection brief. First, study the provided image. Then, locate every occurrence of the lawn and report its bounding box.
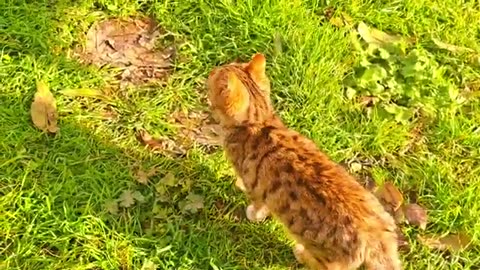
[1,0,480,269]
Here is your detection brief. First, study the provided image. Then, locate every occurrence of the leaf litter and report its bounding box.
[79,17,175,86]
[30,81,59,133]
[418,233,471,252]
[133,165,157,185]
[136,110,222,157]
[357,22,403,46]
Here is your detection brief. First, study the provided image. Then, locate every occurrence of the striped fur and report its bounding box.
[206,53,401,270]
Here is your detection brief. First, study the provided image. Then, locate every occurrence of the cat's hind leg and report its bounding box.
[246,202,270,222]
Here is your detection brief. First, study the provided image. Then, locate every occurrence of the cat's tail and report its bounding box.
[364,235,402,270]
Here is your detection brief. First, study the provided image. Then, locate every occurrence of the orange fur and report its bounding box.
[206,53,401,270]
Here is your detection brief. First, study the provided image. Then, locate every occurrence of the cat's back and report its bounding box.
[242,124,395,254]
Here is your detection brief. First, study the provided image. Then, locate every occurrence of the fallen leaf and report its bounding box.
[135,167,157,185]
[403,203,428,230]
[179,193,204,213]
[357,22,402,46]
[80,17,174,85]
[358,96,379,107]
[432,38,474,53]
[104,199,119,215]
[118,190,135,208]
[135,170,149,185]
[418,233,471,251]
[375,182,404,214]
[349,162,363,173]
[136,129,186,157]
[30,81,59,133]
[174,110,223,147]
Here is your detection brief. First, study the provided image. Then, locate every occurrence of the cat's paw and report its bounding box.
[246,204,269,222]
[293,243,306,264]
[235,177,247,192]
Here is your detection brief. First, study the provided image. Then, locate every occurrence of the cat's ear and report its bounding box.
[246,53,270,93]
[226,71,250,115]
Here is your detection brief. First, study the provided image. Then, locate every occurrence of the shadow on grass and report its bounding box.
[0,1,299,270]
[0,104,299,270]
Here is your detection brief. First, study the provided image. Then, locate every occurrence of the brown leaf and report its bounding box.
[358,96,379,107]
[136,129,186,157]
[375,182,404,214]
[174,110,223,147]
[349,162,363,173]
[418,233,471,251]
[30,81,59,133]
[134,166,157,185]
[357,22,402,46]
[403,203,428,230]
[81,17,174,85]
[118,190,135,208]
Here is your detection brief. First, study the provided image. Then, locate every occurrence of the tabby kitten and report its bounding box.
[206,53,401,270]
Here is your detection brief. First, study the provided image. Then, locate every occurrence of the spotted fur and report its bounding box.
[206,53,401,270]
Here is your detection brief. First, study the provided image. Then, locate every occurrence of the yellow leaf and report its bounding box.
[30,81,59,133]
[418,233,471,251]
[432,38,475,53]
[357,22,401,46]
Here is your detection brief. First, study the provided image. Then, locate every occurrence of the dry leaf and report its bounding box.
[30,81,59,133]
[358,96,379,107]
[104,199,119,214]
[403,203,428,230]
[357,22,402,46]
[349,162,363,173]
[174,110,223,147]
[136,129,186,157]
[418,233,471,251]
[118,190,135,208]
[135,167,157,185]
[375,182,404,214]
[432,38,474,53]
[80,17,174,85]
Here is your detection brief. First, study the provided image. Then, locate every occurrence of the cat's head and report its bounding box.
[207,53,273,126]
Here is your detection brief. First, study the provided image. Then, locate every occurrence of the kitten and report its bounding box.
[206,53,401,270]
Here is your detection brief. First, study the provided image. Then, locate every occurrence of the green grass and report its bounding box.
[1,0,479,269]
